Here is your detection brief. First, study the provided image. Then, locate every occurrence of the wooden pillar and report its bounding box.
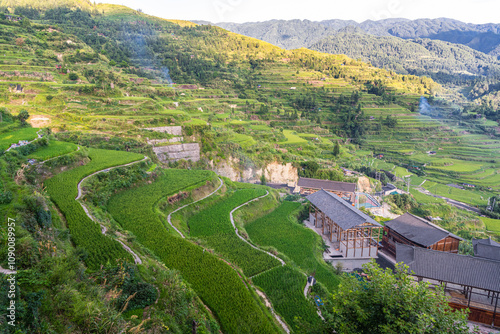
[315,209,318,228]
[467,287,473,308]
[353,228,357,257]
[345,230,349,257]
[329,217,332,237]
[493,292,499,327]
[361,227,365,257]
[369,227,372,257]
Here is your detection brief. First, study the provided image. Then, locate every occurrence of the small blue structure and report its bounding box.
[314,295,323,307]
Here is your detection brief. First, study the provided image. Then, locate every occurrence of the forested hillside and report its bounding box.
[214,18,500,106]
[216,17,500,56]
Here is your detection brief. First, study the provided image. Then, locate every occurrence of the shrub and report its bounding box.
[0,190,13,204]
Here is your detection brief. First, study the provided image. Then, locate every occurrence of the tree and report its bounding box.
[260,174,266,185]
[333,141,341,157]
[18,110,29,126]
[68,73,79,81]
[330,261,470,334]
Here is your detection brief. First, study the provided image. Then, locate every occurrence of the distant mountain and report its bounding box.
[310,29,500,78]
[213,18,500,56]
[216,19,339,50]
[204,18,500,81]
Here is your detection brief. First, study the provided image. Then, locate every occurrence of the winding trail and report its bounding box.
[76,156,149,200]
[39,146,81,165]
[76,156,149,265]
[5,129,43,153]
[229,191,286,267]
[255,287,290,334]
[304,280,325,320]
[167,181,290,332]
[167,177,224,238]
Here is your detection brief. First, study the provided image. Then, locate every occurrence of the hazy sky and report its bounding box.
[98,0,499,24]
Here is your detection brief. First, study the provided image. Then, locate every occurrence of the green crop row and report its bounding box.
[27,140,79,160]
[45,148,144,269]
[253,266,324,331]
[107,170,280,334]
[188,188,281,277]
[246,201,340,291]
[423,181,487,206]
[480,217,500,233]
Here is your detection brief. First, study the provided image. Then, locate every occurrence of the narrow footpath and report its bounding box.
[167,177,224,238]
[76,156,149,265]
[167,181,290,333]
[229,191,285,266]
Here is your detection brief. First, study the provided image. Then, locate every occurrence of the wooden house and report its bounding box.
[397,243,500,327]
[297,177,356,203]
[307,189,382,259]
[382,213,462,257]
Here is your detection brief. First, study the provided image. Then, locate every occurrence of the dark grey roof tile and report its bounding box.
[307,189,380,230]
[396,243,500,292]
[298,177,356,193]
[385,213,460,247]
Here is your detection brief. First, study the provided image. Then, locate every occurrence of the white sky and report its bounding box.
[98,0,499,24]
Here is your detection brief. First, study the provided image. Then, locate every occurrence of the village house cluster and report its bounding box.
[297,176,500,327]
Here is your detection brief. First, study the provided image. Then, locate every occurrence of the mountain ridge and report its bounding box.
[210,17,500,56]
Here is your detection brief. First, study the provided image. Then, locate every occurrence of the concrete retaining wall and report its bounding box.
[153,143,200,162]
[143,126,182,136]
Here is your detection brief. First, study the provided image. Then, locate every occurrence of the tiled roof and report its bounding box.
[306,189,380,230]
[385,213,461,247]
[472,238,500,261]
[298,177,356,193]
[396,243,500,292]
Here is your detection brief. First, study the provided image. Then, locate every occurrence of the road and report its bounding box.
[416,187,480,213]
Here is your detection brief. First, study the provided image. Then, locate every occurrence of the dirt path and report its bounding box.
[255,287,290,334]
[0,265,15,275]
[5,129,43,153]
[76,156,149,200]
[75,156,149,265]
[229,191,286,266]
[167,177,223,238]
[39,146,81,165]
[169,183,290,332]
